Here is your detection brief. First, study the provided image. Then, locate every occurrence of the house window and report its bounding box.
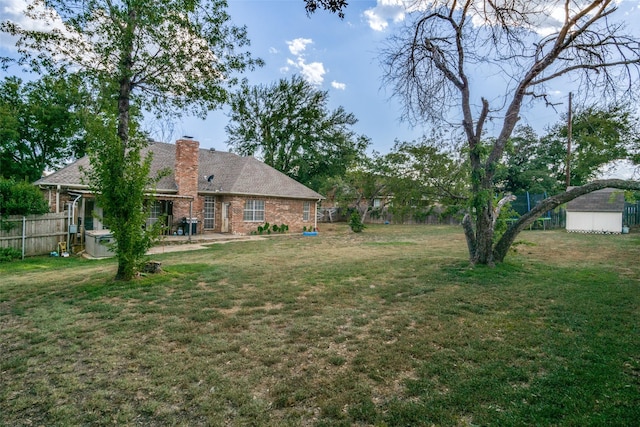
[204,196,215,229]
[149,201,162,220]
[243,199,265,222]
[373,198,382,208]
[146,200,163,228]
[303,201,311,221]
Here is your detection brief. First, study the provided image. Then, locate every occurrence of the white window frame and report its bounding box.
[204,196,215,229]
[243,199,265,222]
[146,200,162,228]
[303,201,311,221]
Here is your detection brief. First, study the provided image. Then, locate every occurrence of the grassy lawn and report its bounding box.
[1,224,639,426]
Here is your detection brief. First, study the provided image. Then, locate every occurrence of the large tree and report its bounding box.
[378,0,640,265]
[226,75,369,191]
[544,104,640,187]
[0,74,88,182]
[3,0,259,279]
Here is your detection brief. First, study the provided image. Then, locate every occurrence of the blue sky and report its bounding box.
[182,0,432,152]
[2,0,640,157]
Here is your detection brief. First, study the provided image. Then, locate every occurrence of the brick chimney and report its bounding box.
[175,138,199,198]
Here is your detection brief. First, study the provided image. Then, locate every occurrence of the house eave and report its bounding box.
[198,190,324,200]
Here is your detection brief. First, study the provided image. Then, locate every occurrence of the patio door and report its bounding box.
[203,196,215,230]
[222,203,230,233]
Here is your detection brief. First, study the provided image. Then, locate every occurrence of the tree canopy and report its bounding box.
[303,0,349,18]
[226,75,369,191]
[497,105,640,196]
[321,135,469,225]
[497,125,560,195]
[0,177,49,217]
[546,104,640,187]
[0,74,89,182]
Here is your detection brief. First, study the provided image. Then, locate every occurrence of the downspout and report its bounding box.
[56,185,61,213]
[68,194,82,252]
[315,199,321,231]
[188,199,193,242]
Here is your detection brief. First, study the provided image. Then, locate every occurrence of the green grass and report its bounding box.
[1,224,639,426]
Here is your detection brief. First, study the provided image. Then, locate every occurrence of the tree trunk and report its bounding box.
[473,202,496,265]
[112,8,137,281]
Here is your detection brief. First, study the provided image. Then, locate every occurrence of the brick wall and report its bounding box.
[42,188,71,214]
[226,195,317,235]
[173,139,201,231]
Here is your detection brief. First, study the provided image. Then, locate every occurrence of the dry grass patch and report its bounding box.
[1,224,639,426]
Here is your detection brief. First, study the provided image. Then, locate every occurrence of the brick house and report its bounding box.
[35,139,324,237]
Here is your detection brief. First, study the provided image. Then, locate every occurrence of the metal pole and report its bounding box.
[22,216,26,260]
[566,92,573,189]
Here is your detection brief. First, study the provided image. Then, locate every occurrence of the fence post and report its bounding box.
[22,216,26,260]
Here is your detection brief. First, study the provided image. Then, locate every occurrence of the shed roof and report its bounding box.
[35,141,324,200]
[565,188,625,212]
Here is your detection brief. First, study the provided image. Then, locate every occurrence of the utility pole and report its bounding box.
[566,92,573,188]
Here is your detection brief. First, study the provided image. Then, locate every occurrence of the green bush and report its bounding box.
[348,211,365,233]
[0,177,49,216]
[0,247,22,263]
[257,222,288,234]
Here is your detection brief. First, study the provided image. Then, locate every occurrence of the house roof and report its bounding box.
[35,141,324,200]
[565,188,625,212]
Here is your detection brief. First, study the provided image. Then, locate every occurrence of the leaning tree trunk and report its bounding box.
[492,179,640,263]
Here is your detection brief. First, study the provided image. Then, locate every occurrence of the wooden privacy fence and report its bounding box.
[624,202,640,227]
[0,213,68,257]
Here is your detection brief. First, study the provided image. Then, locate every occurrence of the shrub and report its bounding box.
[348,211,365,233]
[257,223,288,234]
[0,247,22,263]
[0,178,49,216]
[0,177,50,231]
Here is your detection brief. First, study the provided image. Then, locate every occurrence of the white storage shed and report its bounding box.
[565,188,625,234]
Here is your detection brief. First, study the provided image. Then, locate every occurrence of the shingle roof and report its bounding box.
[36,141,324,200]
[566,188,625,212]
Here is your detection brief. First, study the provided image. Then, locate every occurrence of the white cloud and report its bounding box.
[287,38,312,55]
[298,60,325,86]
[364,0,415,32]
[331,81,346,90]
[363,0,623,35]
[0,0,66,49]
[284,37,326,85]
[268,46,279,54]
